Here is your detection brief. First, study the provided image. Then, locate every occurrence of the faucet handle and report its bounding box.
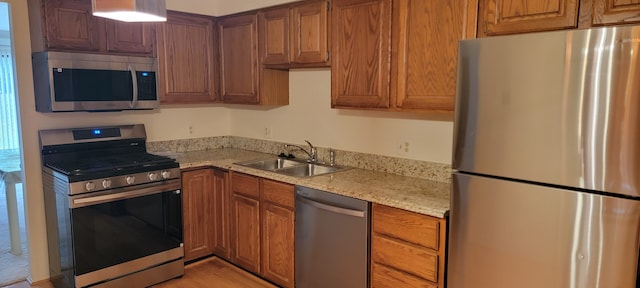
[310,147,317,162]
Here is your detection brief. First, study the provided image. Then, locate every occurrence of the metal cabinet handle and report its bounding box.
[297,195,366,217]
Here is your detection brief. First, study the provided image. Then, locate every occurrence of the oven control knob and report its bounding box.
[126,176,136,185]
[148,172,159,181]
[85,181,96,191]
[161,170,172,179]
[102,179,112,189]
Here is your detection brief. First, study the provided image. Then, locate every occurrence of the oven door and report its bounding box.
[69,180,182,287]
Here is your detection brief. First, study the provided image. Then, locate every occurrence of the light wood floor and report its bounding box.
[2,257,277,288]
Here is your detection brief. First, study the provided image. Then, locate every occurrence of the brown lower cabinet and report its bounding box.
[231,172,295,288]
[184,169,446,288]
[181,168,229,262]
[371,203,447,288]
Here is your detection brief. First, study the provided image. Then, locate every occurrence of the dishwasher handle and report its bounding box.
[297,194,366,217]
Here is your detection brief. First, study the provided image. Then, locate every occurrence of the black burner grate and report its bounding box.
[45,153,177,176]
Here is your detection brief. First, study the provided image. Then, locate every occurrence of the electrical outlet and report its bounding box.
[263,126,273,139]
[188,125,193,135]
[397,140,410,156]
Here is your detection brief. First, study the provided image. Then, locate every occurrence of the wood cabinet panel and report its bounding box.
[290,0,329,64]
[219,14,260,104]
[593,0,640,25]
[231,172,261,198]
[229,173,295,285]
[157,11,218,104]
[261,202,295,288]
[331,0,392,109]
[41,0,101,51]
[372,203,440,250]
[392,0,475,112]
[231,193,261,274]
[212,169,231,260]
[372,235,438,283]
[371,204,447,287]
[182,169,215,262]
[260,7,290,65]
[371,262,437,288]
[29,0,156,56]
[261,178,295,209]
[479,0,579,36]
[105,20,155,56]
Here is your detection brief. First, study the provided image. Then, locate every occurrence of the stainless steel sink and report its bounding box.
[235,158,348,177]
[275,163,343,177]
[235,158,302,170]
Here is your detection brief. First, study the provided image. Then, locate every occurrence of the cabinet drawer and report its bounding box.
[372,235,438,283]
[261,179,294,209]
[371,262,437,288]
[372,203,439,250]
[231,173,260,198]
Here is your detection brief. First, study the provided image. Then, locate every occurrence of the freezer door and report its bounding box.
[454,25,640,197]
[449,173,640,288]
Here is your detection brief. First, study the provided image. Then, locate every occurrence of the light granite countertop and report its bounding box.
[162,148,450,218]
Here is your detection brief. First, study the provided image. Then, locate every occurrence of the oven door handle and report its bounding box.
[71,181,181,208]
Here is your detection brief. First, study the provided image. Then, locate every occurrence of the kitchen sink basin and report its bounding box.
[235,157,348,177]
[275,163,342,177]
[235,158,302,170]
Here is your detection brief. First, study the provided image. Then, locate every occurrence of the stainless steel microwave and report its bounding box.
[32,52,159,112]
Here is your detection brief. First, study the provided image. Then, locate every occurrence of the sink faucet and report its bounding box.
[285,140,317,163]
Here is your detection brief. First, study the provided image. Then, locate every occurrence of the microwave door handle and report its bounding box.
[129,65,138,108]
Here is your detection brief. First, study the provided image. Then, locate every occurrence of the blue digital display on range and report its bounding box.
[142,72,149,77]
[93,129,101,135]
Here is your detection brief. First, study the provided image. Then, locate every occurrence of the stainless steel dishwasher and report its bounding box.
[295,186,370,288]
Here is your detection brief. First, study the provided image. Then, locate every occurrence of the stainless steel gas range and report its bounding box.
[40,124,184,288]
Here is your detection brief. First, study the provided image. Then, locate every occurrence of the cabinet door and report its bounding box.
[212,169,231,260]
[479,0,578,36]
[231,193,261,274]
[219,14,260,104]
[260,7,290,65]
[182,169,215,262]
[261,203,294,288]
[157,11,218,103]
[43,0,101,51]
[290,0,329,64]
[593,0,640,25]
[105,20,155,56]
[331,0,392,109]
[392,0,476,112]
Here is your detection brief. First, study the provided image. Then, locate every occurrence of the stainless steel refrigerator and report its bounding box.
[450,25,640,287]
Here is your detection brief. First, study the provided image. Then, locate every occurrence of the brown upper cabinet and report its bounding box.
[260,7,291,65]
[156,11,219,104]
[259,0,330,67]
[591,0,640,25]
[290,0,330,65]
[219,13,289,105]
[28,0,155,56]
[331,0,477,112]
[331,0,392,109]
[479,0,640,36]
[478,0,579,36]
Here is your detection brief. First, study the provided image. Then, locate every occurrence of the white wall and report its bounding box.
[230,69,454,164]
